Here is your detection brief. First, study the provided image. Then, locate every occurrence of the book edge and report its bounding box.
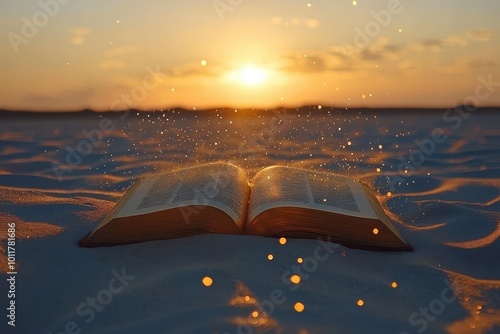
[359,182,413,250]
[78,204,243,247]
[84,177,146,242]
[248,206,414,251]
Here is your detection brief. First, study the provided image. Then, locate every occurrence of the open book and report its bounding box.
[80,163,412,251]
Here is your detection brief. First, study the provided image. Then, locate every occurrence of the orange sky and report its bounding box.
[1,0,500,111]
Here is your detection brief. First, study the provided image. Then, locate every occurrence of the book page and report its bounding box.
[248,166,378,222]
[116,163,250,228]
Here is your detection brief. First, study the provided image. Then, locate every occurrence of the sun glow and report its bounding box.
[237,64,269,86]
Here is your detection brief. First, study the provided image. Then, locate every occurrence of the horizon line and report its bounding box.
[1,104,500,114]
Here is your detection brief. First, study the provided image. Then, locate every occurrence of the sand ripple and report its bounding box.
[0,109,499,332]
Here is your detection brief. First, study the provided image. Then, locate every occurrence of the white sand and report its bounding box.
[0,109,499,333]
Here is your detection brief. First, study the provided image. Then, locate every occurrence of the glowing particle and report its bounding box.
[202,276,213,287]
[244,296,251,302]
[297,257,303,264]
[391,282,398,288]
[201,60,207,66]
[294,302,305,312]
[279,237,287,245]
[352,1,357,6]
[347,141,352,146]
[376,168,381,173]
[378,144,383,149]
[290,275,301,284]
[362,94,366,99]
[372,228,379,235]
[357,299,364,306]
[398,28,403,32]
[307,3,312,7]
[252,311,259,318]
[387,192,392,197]
[267,254,274,261]
[318,105,322,109]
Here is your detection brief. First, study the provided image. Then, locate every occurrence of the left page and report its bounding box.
[112,162,251,230]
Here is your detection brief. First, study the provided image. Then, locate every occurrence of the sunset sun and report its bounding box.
[238,64,269,86]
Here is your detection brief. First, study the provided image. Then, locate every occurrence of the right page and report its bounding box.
[247,165,378,222]
[247,165,411,251]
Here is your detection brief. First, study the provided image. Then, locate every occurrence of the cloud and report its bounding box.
[69,27,91,45]
[278,28,494,75]
[100,45,140,70]
[330,28,493,67]
[465,59,498,69]
[269,16,320,29]
[282,54,328,73]
[168,61,222,78]
[100,60,127,70]
[269,16,283,25]
[356,37,402,60]
[280,37,404,74]
[409,38,444,52]
[23,87,95,107]
[305,19,320,29]
[467,28,493,41]
[440,57,500,73]
[141,27,494,84]
[290,18,301,26]
[104,45,140,57]
[280,51,349,74]
[408,28,493,52]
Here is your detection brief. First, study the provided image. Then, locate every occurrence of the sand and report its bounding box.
[0,108,499,333]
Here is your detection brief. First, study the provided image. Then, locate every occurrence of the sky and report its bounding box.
[1,0,500,111]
